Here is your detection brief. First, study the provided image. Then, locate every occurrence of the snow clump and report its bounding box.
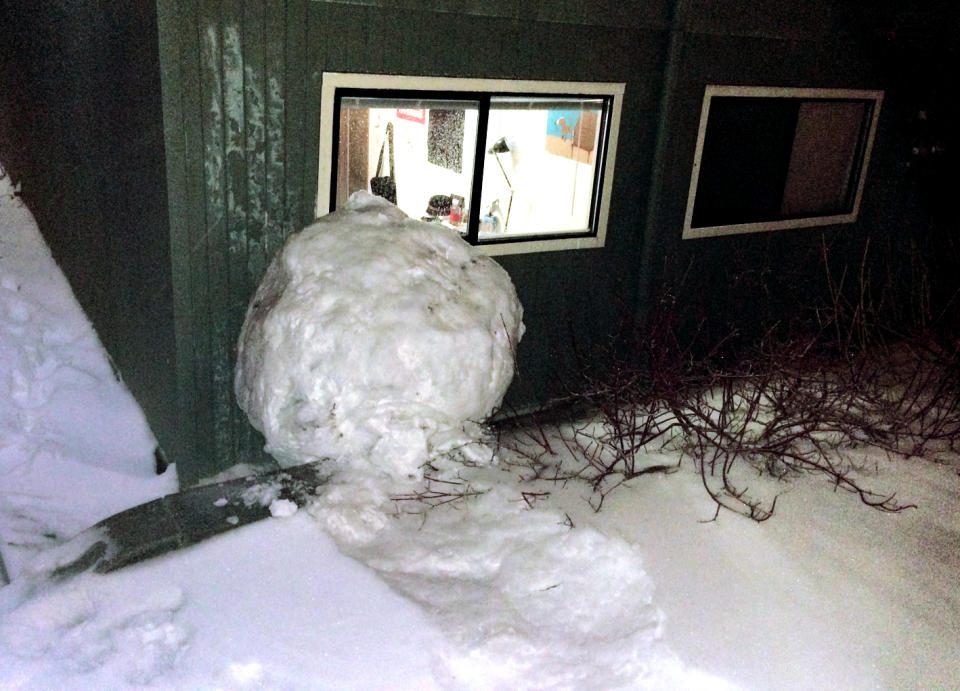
[235,191,524,478]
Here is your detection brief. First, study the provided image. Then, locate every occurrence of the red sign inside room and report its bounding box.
[396,108,426,124]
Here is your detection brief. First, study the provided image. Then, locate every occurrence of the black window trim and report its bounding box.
[329,85,615,247]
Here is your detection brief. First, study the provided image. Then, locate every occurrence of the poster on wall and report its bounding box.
[397,108,426,124]
[428,110,465,173]
[545,109,598,162]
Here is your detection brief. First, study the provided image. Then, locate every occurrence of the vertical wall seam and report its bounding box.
[637,0,687,312]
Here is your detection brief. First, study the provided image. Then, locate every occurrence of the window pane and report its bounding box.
[691,97,799,227]
[335,97,479,231]
[479,97,604,239]
[689,94,876,230]
[780,101,869,216]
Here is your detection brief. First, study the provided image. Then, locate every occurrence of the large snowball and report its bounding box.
[235,192,524,477]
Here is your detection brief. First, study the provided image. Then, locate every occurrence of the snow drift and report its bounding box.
[235,191,524,477]
[5,163,959,689]
[0,167,175,580]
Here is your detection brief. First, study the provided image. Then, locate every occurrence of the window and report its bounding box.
[683,86,883,239]
[317,73,624,255]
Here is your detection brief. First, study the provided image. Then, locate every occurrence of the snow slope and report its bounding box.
[0,168,176,580]
[1,165,958,689]
[0,512,447,689]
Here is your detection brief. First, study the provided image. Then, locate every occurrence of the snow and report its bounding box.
[1,163,959,689]
[268,497,298,517]
[0,168,176,580]
[0,514,446,689]
[308,474,714,690]
[235,191,523,477]
[555,455,960,689]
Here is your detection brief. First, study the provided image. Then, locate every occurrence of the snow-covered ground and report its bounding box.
[1,167,958,689]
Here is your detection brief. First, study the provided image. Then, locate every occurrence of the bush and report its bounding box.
[494,236,960,521]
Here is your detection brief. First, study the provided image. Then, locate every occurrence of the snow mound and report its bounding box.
[235,191,524,477]
[310,479,675,689]
[0,166,176,579]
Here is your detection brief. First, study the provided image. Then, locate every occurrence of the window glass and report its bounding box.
[683,86,883,239]
[780,101,870,217]
[319,74,624,254]
[335,96,479,231]
[478,97,604,240]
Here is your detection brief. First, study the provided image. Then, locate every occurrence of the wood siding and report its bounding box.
[158,0,955,483]
[158,0,671,483]
[160,0,315,481]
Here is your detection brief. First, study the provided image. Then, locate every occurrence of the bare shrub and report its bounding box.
[493,236,959,521]
[390,471,489,512]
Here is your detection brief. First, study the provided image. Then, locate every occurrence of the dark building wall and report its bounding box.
[2,0,951,485]
[639,0,876,348]
[0,1,179,470]
[638,0,958,352]
[158,0,957,483]
[157,0,675,483]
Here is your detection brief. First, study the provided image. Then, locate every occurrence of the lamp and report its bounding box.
[487,137,514,231]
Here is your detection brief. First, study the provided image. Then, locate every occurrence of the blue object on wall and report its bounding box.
[547,110,582,140]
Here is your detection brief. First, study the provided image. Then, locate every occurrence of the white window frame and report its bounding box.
[682,85,884,240]
[317,72,624,255]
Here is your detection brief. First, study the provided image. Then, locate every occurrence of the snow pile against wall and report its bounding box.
[0,167,176,579]
[233,192,723,687]
[235,191,524,477]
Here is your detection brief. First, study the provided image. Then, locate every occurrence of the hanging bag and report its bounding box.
[370,122,397,204]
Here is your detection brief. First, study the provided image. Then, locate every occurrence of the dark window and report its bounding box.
[684,87,883,238]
